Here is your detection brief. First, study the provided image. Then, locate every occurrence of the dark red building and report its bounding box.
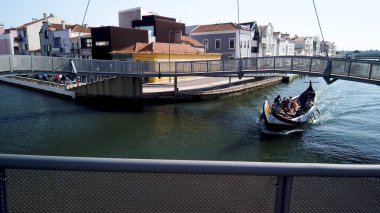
[132,15,185,43]
[91,26,148,60]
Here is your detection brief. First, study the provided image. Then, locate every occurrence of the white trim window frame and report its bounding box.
[203,39,209,50]
[215,39,221,50]
[229,38,235,50]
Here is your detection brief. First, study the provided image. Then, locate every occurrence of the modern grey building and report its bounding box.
[189,22,259,59]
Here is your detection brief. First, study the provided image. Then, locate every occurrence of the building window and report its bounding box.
[247,41,250,49]
[203,39,209,50]
[229,38,235,49]
[95,41,109,46]
[86,39,92,47]
[215,39,221,50]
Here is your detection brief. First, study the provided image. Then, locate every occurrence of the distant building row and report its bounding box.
[0,7,336,59]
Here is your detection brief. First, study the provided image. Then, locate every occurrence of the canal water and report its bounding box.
[1,77,380,164]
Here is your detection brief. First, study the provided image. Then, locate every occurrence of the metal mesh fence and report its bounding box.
[73,59,91,73]
[370,64,380,80]
[289,176,380,213]
[274,57,292,70]
[258,58,275,70]
[11,56,31,71]
[331,60,350,76]
[6,169,277,213]
[52,57,71,72]
[310,59,328,73]
[0,56,10,72]
[292,57,310,71]
[350,62,371,79]
[32,56,52,71]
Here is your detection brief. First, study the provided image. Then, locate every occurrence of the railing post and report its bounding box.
[274,176,293,213]
[222,60,225,72]
[347,61,352,77]
[309,58,313,73]
[0,168,7,213]
[206,61,209,72]
[90,59,93,73]
[30,55,33,72]
[273,57,276,70]
[51,57,54,72]
[256,57,258,72]
[8,56,13,72]
[290,57,294,71]
[174,62,178,96]
[369,63,373,80]
[191,61,193,73]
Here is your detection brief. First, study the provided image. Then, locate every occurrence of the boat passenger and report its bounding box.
[274,95,281,105]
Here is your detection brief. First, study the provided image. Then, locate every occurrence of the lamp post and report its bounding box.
[168,30,172,83]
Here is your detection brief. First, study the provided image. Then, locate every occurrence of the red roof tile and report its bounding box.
[181,36,204,47]
[18,18,44,29]
[192,23,237,33]
[112,42,203,54]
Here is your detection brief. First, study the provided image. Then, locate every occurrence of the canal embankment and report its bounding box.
[0,75,297,104]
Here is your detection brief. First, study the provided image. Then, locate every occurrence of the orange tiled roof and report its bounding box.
[181,36,204,47]
[192,23,237,33]
[292,37,307,42]
[48,23,91,34]
[112,42,204,54]
[18,18,44,29]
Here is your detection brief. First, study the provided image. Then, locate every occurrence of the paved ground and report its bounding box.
[143,77,256,94]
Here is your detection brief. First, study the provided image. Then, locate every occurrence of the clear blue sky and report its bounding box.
[1,0,379,50]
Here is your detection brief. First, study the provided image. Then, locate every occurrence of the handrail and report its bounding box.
[1,55,379,86]
[1,154,380,177]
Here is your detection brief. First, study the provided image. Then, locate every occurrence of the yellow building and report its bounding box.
[111,41,221,82]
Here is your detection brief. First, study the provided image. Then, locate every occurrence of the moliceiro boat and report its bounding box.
[262,81,317,131]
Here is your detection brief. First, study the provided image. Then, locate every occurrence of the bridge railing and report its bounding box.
[1,55,380,84]
[0,154,379,212]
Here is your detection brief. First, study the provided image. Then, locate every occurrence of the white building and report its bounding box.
[17,13,62,55]
[39,21,91,57]
[272,32,295,56]
[118,7,158,28]
[292,36,321,56]
[0,25,19,55]
[258,23,275,56]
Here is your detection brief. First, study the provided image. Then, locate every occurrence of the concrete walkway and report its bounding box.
[143,77,256,94]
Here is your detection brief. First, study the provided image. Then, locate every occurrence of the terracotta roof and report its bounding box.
[48,24,91,34]
[181,36,204,47]
[111,42,204,54]
[18,18,44,29]
[281,34,290,39]
[192,23,237,33]
[292,37,307,42]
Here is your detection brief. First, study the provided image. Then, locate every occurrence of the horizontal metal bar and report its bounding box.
[0,154,380,177]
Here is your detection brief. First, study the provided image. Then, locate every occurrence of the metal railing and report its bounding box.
[0,154,380,212]
[1,55,380,85]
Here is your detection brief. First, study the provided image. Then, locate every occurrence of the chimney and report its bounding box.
[0,24,4,35]
[84,24,88,28]
[50,13,54,17]
[174,30,182,44]
[61,21,65,30]
[43,13,47,19]
[32,18,37,21]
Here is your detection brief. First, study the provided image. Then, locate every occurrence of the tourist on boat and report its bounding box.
[274,95,281,105]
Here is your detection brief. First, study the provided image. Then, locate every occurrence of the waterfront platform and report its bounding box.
[0,75,294,103]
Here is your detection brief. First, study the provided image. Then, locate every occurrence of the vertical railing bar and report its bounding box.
[290,57,294,71]
[191,61,193,73]
[256,57,258,72]
[368,63,373,80]
[9,56,13,72]
[207,61,209,73]
[51,57,54,73]
[282,176,293,213]
[347,61,352,77]
[30,55,33,72]
[309,58,313,73]
[274,57,276,70]
[0,168,7,213]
